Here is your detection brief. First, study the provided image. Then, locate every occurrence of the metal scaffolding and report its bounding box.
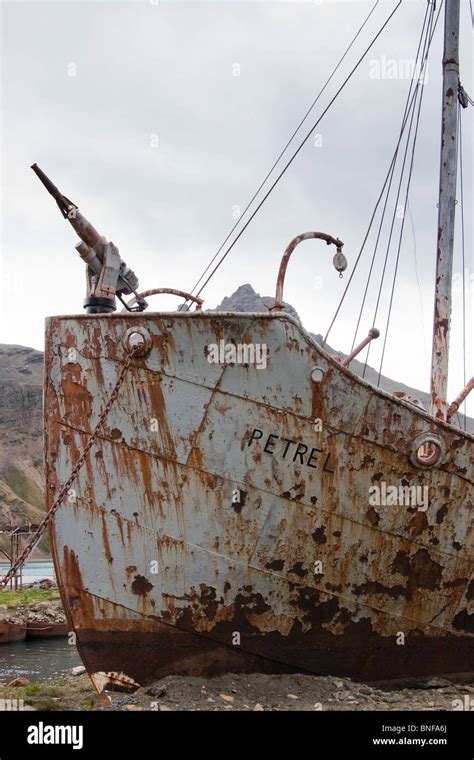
[0,525,40,590]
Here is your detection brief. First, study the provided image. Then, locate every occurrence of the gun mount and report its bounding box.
[31,163,148,313]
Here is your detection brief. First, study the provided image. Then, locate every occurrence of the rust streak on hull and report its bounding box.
[44,312,474,690]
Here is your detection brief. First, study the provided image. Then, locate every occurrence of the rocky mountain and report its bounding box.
[0,345,47,558]
[215,283,301,322]
[0,284,471,545]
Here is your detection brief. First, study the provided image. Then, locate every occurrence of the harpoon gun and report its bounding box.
[31,163,148,313]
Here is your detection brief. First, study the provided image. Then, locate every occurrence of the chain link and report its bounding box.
[0,345,139,590]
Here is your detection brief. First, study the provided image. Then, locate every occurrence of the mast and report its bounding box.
[430,0,460,420]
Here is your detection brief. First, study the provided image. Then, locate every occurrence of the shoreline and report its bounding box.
[0,589,66,643]
[1,591,472,710]
[0,560,56,588]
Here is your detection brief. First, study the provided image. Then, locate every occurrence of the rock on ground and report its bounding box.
[0,600,65,625]
[0,672,472,712]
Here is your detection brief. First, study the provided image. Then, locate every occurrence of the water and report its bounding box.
[0,559,80,681]
[0,639,82,682]
[0,560,55,586]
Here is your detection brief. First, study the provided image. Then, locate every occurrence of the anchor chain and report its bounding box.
[0,344,139,590]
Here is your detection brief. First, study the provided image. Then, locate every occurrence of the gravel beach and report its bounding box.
[1,671,472,712]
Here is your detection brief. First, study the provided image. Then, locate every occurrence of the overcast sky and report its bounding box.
[0,0,472,414]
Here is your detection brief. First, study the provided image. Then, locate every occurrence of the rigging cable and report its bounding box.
[185,0,382,303]
[366,81,424,378]
[323,0,443,347]
[189,0,403,304]
[323,83,423,347]
[375,67,427,385]
[349,1,432,354]
[364,5,435,378]
[407,197,429,374]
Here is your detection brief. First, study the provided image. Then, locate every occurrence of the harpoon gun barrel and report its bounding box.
[31,163,102,249]
[31,163,146,312]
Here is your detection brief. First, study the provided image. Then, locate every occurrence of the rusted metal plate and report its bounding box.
[44,312,474,689]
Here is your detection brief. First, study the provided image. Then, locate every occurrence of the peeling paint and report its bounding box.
[44,312,474,689]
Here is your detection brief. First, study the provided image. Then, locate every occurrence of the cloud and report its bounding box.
[1,0,472,414]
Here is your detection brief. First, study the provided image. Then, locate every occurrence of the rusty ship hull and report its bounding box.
[44,311,474,691]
